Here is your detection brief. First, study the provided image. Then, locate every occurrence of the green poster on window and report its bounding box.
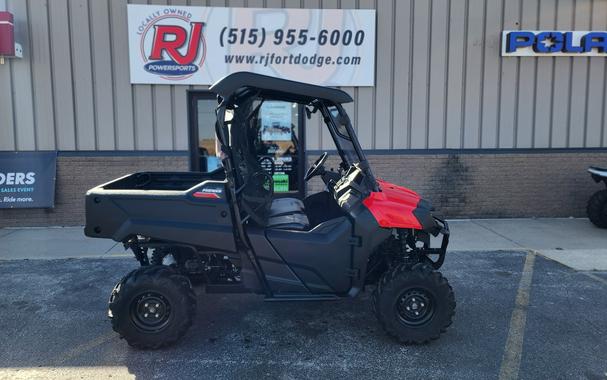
[273,173,289,192]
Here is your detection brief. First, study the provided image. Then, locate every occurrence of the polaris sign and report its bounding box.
[502,30,607,56]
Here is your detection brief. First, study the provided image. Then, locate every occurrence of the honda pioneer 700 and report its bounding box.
[85,72,455,349]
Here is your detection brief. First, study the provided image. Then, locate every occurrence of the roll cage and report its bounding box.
[209,72,379,192]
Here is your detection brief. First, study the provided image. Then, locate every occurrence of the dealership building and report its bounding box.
[1,0,607,227]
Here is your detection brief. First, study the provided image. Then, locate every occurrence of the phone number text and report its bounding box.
[219,28,366,48]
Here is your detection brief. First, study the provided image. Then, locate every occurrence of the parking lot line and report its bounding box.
[498,251,536,380]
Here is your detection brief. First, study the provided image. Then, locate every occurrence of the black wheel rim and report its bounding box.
[395,288,435,326]
[130,292,171,333]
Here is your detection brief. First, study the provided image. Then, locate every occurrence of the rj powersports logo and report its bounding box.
[138,9,206,80]
[502,30,607,56]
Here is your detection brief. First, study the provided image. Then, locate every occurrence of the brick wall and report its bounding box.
[0,155,188,227]
[308,152,607,219]
[2,151,606,227]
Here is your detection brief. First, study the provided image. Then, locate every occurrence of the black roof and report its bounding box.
[209,72,353,104]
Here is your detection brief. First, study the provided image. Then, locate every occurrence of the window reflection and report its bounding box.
[255,101,300,193]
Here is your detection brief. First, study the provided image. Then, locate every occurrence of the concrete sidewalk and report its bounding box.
[1,218,607,270]
[437,218,607,271]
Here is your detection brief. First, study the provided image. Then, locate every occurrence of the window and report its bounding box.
[188,92,233,172]
[196,98,221,171]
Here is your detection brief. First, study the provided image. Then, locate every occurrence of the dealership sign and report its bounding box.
[502,30,607,56]
[127,5,376,86]
[0,152,57,209]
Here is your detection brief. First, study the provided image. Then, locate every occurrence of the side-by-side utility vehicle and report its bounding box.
[85,72,455,349]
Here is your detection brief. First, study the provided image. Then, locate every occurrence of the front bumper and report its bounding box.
[425,217,449,269]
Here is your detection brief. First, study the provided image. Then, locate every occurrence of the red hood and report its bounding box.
[362,179,423,229]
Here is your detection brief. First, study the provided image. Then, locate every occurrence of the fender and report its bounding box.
[362,179,438,232]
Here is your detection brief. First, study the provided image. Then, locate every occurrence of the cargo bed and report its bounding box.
[84,170,237,252]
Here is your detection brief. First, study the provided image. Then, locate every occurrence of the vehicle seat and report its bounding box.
[269,198,305,217]
[267,198,309,230]
[267,213,309,230]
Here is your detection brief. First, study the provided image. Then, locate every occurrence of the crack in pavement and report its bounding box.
[470,220,527,248]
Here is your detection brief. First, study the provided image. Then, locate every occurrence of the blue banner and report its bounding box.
[0,152,57,209]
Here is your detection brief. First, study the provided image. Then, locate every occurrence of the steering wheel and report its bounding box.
[305,152,328,181]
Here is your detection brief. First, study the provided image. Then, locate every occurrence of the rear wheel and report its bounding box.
[108,265,196,349]
[372,263,455,344]
[587,189,607,228]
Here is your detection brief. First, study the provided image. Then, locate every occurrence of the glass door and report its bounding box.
[255,100,305,197]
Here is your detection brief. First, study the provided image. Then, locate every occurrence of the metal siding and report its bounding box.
[463,0,485,148]
[48,0,76,150]
[588,0,607,148]
[132,84,155,149]
[265,0,281,10]
[9,0,36,150]
[374,0,393,149]
[515,0,538,149]
[1,0,606,152]
[153,85,174,150]
[90,0,116,150]
[171,86,189,150]
[480,0,502,148]
[410,0,431,149]
[568,0,592,147]
[69,0,96,150]
[427,0,448,149]
[534,0,557,148]
[551,1,574,148]
[29,0,56,150]
[391,0,411,149]
[245,0,264,8]
[130,0,154,150]
[109,0,135,150]
[445,0,467,148]
[498,0,520,148]
[355,0,375,150]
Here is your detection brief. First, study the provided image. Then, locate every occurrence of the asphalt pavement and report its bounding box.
[0,219,606,379]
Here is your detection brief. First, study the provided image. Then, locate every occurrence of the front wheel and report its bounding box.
[587,189,607,228]
[372,263,455,344]
[108,265,196,349]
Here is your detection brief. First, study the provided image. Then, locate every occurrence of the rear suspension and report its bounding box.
[123,236,241,284]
